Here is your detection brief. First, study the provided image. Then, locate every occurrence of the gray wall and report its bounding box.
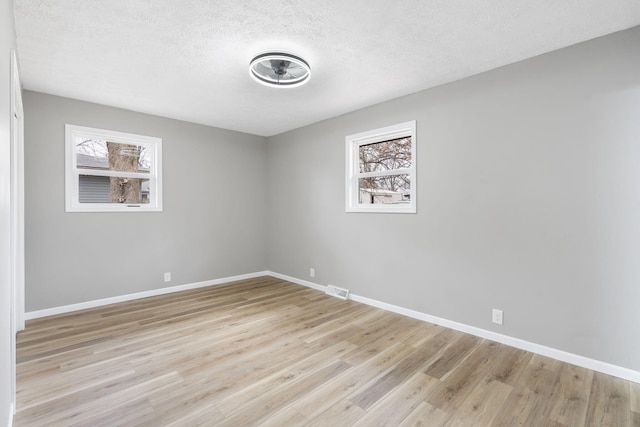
[1,0,17,421]
[266,27,640,372]
[24,92,268,311]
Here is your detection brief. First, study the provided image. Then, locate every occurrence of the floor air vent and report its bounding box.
[325,285,350,300]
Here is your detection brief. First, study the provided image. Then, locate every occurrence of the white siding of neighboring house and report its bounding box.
[78,175,110,203]
[76,153,149,203]
[359,188,407,204]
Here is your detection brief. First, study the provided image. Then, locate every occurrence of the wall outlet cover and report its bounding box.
[492,308,503,325]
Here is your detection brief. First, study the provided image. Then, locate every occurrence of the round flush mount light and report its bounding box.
[249,52,311,88]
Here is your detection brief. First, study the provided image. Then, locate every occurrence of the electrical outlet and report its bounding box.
[309,268,315,278]
[492,309,503,325]
[164,272,171,282]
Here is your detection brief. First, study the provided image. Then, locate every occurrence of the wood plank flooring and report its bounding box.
[14,276,640,426]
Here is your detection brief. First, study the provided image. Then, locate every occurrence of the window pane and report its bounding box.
[79,175,150,204]
[358,174,411,205]
[75,138,150,173]
[358,137,411,173]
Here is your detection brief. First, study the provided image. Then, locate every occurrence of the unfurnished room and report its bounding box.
[1,0,640,426]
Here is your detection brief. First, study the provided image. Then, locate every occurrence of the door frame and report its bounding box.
[10,48,25,413]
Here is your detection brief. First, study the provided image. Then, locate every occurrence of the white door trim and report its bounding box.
[10,48,25,415]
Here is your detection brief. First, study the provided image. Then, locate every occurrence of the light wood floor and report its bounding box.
[15,276,640,426]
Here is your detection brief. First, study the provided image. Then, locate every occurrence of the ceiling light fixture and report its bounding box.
[249,52,311,88]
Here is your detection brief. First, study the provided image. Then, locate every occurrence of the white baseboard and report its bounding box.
[24,271,271,320]
[267,271,326,292]
[269,271,640,384]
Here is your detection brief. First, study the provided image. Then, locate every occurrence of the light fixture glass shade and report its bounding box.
[249,52,310,87]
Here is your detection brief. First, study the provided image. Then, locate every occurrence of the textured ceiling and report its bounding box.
[13,0,640,137]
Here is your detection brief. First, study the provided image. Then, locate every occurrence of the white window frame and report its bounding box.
[345,120,416,213]
[65,124,163,212]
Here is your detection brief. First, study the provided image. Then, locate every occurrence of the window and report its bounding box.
[345,121,416,213]
[65,124,162,212]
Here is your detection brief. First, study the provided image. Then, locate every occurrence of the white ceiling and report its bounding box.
[13,0,640,137]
